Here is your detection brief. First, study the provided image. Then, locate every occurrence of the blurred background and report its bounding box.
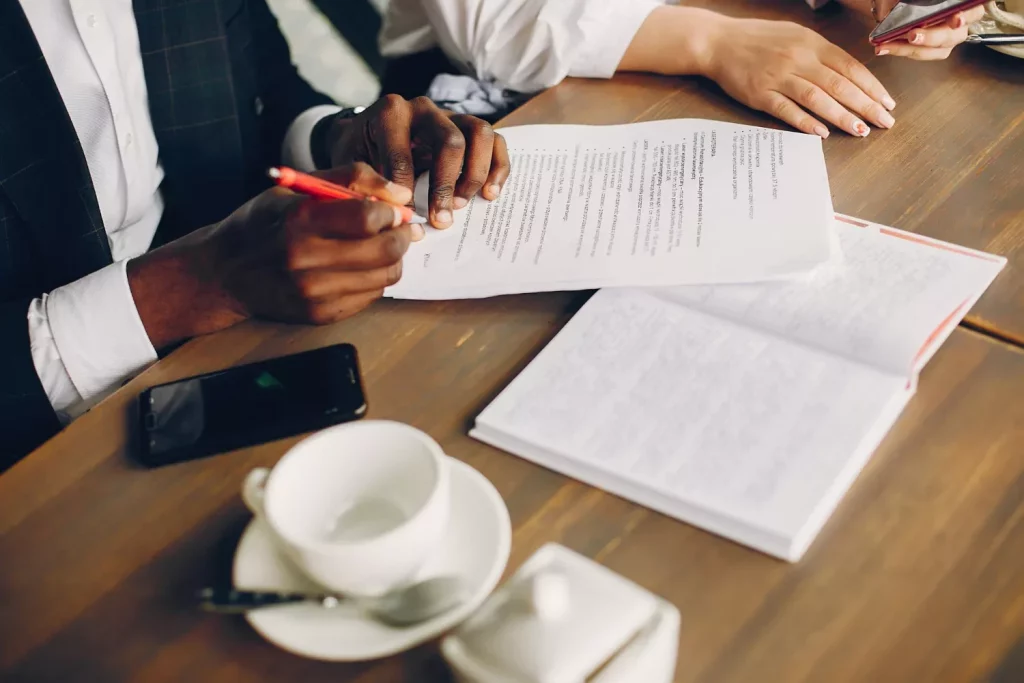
[266,0,387,106]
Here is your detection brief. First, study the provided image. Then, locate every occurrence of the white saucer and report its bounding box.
[232,457,512,661]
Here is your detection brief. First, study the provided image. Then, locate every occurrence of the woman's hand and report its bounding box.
[704,17,896,138]
[870,0,987,59]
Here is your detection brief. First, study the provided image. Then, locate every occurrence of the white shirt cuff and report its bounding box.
[282,104,343,171]
[567,1,663,80]
[30,260,157,420]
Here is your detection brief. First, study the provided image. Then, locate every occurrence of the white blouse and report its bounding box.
[380,0,831,93]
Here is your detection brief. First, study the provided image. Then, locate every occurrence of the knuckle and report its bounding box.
[799,84,821,107]
[304,300,327,325]
[410,95,435,111]
[771,98,791,120]
[837,57,861,78]
[783,46,804,63]
[433,182,456,200]
[443,128,467,151]
[825,74,848,98]
[385,261,404,286]
[388,151,413,176]
[381,231,408,262]
[351,161,374,180]
[380,93,406,111]
[355,198,376,224]
[295,273,320,300]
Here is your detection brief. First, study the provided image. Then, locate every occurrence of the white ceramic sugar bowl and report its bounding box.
[442,544,680,683]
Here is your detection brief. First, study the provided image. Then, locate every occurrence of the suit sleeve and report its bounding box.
[245,0,336,159]
[0,299,61,469]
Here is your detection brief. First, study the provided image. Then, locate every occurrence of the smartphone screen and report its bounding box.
[137,343,366,466]
[870,0,987,44]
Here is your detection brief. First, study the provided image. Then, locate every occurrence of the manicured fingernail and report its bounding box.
[436,209,452,225]
[391,207,403,227]
[454,197,468,209]
[910,32,923,44]
[813,124,830,139]
[878,111,895,129]
[882,95,896,111]
[410,223,425,241]
[854,121,870,137]
[877,48,890,56]
[486,183,501,199]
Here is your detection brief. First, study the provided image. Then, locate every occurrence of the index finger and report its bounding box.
[314,162,413,207]
[905,23,965,48]
[823,46,896,111]
[293,197,401,241]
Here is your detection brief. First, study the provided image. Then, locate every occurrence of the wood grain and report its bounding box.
[1,304,1023,682]
[3,2,1024,681]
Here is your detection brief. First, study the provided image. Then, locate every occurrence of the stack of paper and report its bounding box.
[470,216,1005,561]
[388,119,836,300]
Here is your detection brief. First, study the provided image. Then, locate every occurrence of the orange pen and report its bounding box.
[268,166,427,225]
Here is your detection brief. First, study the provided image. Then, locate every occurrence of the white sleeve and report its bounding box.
[28,260,157,422]
[281,104,343,172]
[384,0,663,93]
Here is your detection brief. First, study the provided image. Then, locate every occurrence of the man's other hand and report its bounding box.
[325,95,511,230]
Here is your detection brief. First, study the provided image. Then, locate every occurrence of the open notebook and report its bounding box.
[471,215,1005,561]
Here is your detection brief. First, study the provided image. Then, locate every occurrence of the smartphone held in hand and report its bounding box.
[870,0,988,44]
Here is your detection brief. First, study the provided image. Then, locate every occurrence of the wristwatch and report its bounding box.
[311,106,367,170]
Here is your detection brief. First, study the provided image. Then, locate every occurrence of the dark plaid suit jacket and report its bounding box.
[0,0,334,465]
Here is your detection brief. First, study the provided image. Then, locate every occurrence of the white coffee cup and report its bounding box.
[242,420,450,596]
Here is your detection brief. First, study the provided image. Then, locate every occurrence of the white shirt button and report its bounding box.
[125,132,134,147]
[87,14,98,28]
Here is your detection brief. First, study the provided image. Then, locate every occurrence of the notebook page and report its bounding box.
[651,216,1005,375]
[473,289,907,559]
[387,119,834,299]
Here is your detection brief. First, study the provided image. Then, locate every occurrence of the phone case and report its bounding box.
[869,0,988,45]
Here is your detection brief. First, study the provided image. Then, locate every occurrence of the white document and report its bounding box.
[471,217,1005,561]
[387,119,835,299]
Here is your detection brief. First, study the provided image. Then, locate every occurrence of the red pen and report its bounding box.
[268,166,427,225]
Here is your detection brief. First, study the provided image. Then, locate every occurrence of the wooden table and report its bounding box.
[3,3,1023,682]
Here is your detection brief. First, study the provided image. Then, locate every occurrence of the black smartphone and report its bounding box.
[136,343,367,467]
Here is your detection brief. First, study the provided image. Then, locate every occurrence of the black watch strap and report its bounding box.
[311,106,365,170]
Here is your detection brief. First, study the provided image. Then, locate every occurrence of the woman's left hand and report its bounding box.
[874,2,987,59]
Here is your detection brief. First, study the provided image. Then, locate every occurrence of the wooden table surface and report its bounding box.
[3,2,1023,682]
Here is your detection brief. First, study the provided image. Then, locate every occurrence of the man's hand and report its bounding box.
[127,164,421,349]
[704,17,897,138]
[324,95,511,229]
[870,0,986,60]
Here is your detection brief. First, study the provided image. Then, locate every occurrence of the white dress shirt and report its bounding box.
[20,0,334,423]
[380,0,830,94]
